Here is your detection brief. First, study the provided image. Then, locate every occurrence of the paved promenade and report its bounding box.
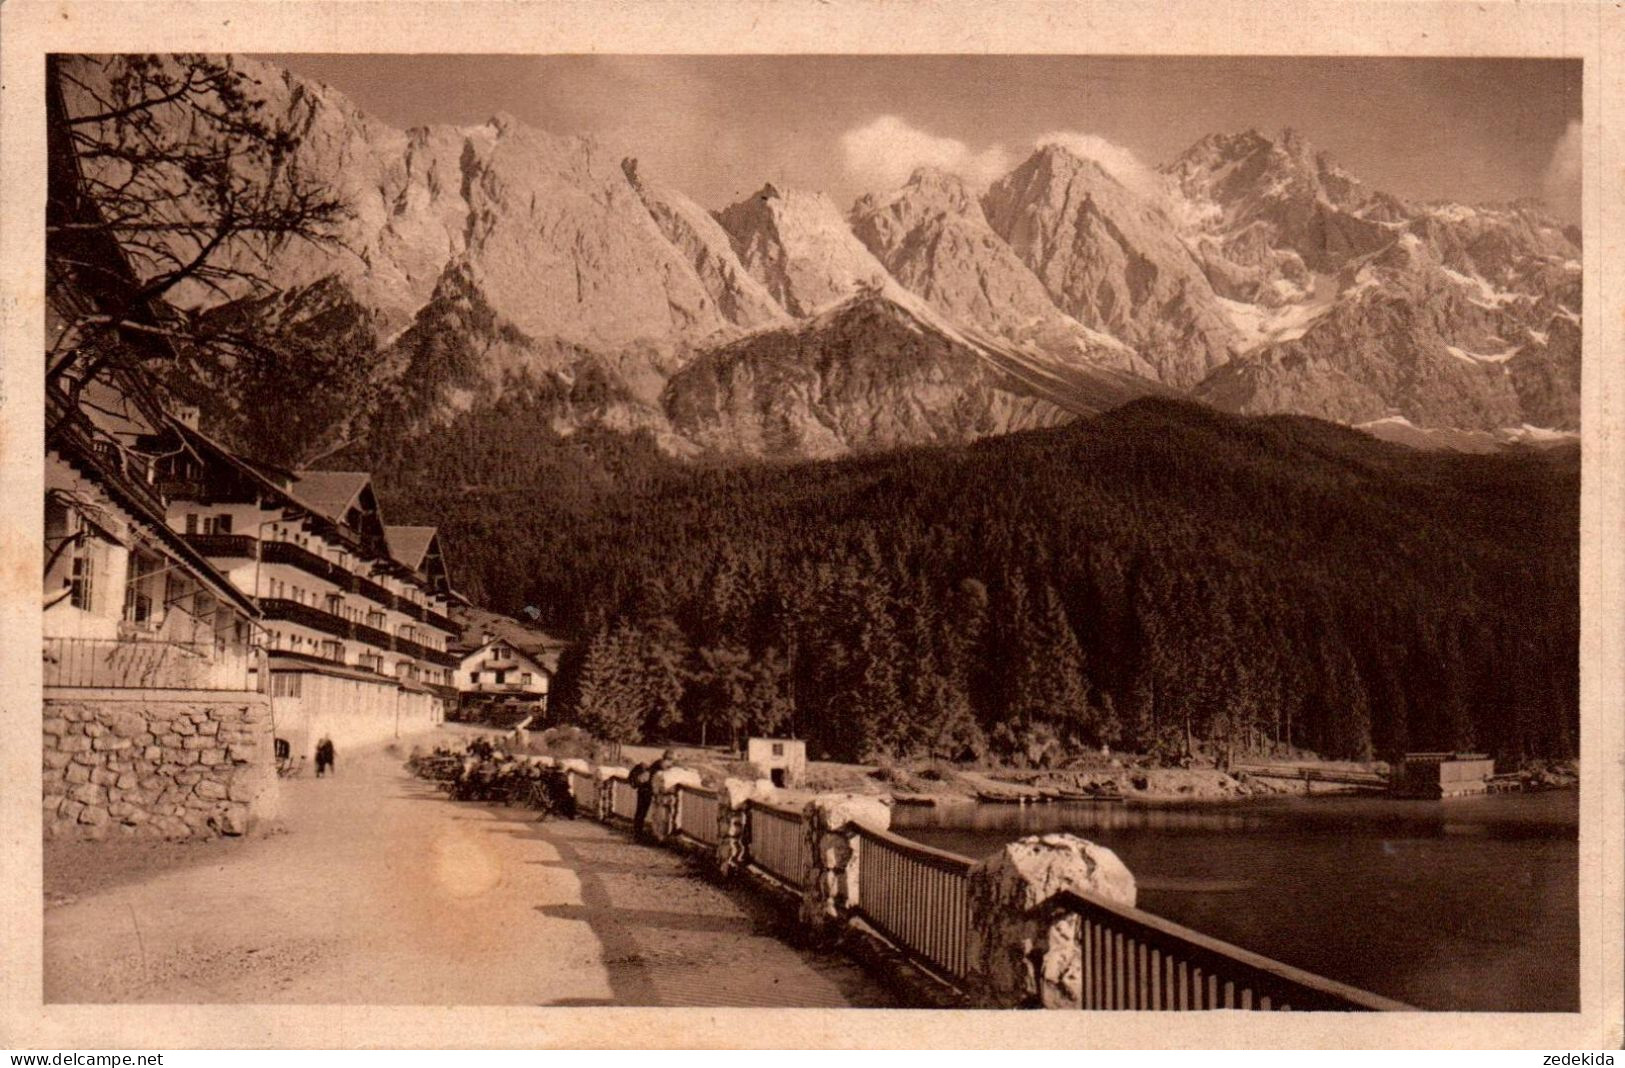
[44,746,893,1007]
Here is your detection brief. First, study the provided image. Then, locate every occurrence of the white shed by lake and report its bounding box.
[747,737,806,788]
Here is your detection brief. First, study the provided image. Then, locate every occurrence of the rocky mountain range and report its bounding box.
[62,55,1583,464]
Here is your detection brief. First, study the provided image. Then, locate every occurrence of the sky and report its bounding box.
[259,55,1583,221]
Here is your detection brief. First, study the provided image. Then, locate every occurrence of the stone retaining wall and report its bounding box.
[43,690,279,839]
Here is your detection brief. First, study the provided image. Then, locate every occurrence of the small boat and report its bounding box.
[889,793,937,807]
[975,789,1038,804]
[1054,788,1126,803]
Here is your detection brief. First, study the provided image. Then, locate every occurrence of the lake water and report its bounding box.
[891,790,1578,1012]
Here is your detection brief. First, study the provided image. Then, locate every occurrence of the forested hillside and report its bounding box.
[369,397,1578,766]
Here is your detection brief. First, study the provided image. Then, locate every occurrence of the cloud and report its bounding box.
[1033,131,1165,202]
[1541,119,1581,222]
[840,115,1015,193]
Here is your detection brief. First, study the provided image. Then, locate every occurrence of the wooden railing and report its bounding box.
[745,800,811,890]
[609,777,639,821]
[44,636,262,691]
[549,768,1411,1012]
[1054,889,1411,1011]
[258,597,351,640]
[675,785,721,846]
[851,823,976,984]
[567,770,598,812]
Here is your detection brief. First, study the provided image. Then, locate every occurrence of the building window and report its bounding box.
[469,672,478,684]
[521,672,532,685]
[185,514,198,535]
[772,743,785,757]
[123,553,161,627]
[495,670,506,685]
[271,673,302,698]
[68,542,97,612]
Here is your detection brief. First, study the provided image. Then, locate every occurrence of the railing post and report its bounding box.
[593,765,626,822]
[652,766,701,842]
[715,778,764,876]
[965,834,1138,1008]
[798,794,891,933]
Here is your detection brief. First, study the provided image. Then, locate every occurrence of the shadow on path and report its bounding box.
[485,808,891,1008]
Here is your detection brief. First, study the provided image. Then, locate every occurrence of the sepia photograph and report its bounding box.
[3,0,1622,1052]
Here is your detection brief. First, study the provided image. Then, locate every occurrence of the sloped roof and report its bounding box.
[458,636,559,675]
[384,525,438,571]
[290,471,371,523]
[451,608,565,667]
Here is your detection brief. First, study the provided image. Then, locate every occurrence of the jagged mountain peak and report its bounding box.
[716,183,893,317]
[1021,141,1136,192]
[850,165,1150,378]
[62,53,1581,461]
[983,142,1236,386]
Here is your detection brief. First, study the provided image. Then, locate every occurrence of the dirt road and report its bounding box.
[44,745,893,1007]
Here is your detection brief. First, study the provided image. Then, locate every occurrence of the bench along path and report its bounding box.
[43,747,892,1007]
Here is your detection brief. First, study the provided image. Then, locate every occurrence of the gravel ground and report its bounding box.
[43,743,895,1007]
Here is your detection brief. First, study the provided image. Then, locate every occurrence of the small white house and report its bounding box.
[456,636,554,721]
[747,737,807,788]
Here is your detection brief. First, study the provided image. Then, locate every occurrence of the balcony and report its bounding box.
[261,539,354,590]
[184,533,257,559]
[157,478,210,501]
[258,597,351,640]
[396,633,456,668]
[469,681,545,695]
[259,596,457,668]
[353,573,394,609]
[422,607,457,634]
[353,620,393,649]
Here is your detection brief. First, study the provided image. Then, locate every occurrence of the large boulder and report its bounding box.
[973,833,1136,912]
[653,766,703,793]
[803,793,891,835]
[967,833,1137,1007]
[798,794,893,927]
[720,776,764,807]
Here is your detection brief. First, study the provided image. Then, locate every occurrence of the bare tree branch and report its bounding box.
[47,53,353,431]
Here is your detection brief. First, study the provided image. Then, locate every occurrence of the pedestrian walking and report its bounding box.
[630,761,653,835]
[315,736,336,778]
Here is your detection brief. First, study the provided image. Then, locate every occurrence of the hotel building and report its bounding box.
[152,423,464,761]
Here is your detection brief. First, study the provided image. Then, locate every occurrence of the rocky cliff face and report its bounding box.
[662,290,1163,458]
[982,145,1240,389]
[61,56,1582,463]
[850,168,1151,379]
[715,184,896,317]
[1168,130,1582,432]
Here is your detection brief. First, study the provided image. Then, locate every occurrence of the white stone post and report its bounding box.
[966,833,1138,1008]
[594,765,626,822]
[798,794,891,931]
[652,766,702,842]
[714,777,760,875]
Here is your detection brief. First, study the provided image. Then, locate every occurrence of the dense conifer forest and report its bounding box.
[366,396,1579,765]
